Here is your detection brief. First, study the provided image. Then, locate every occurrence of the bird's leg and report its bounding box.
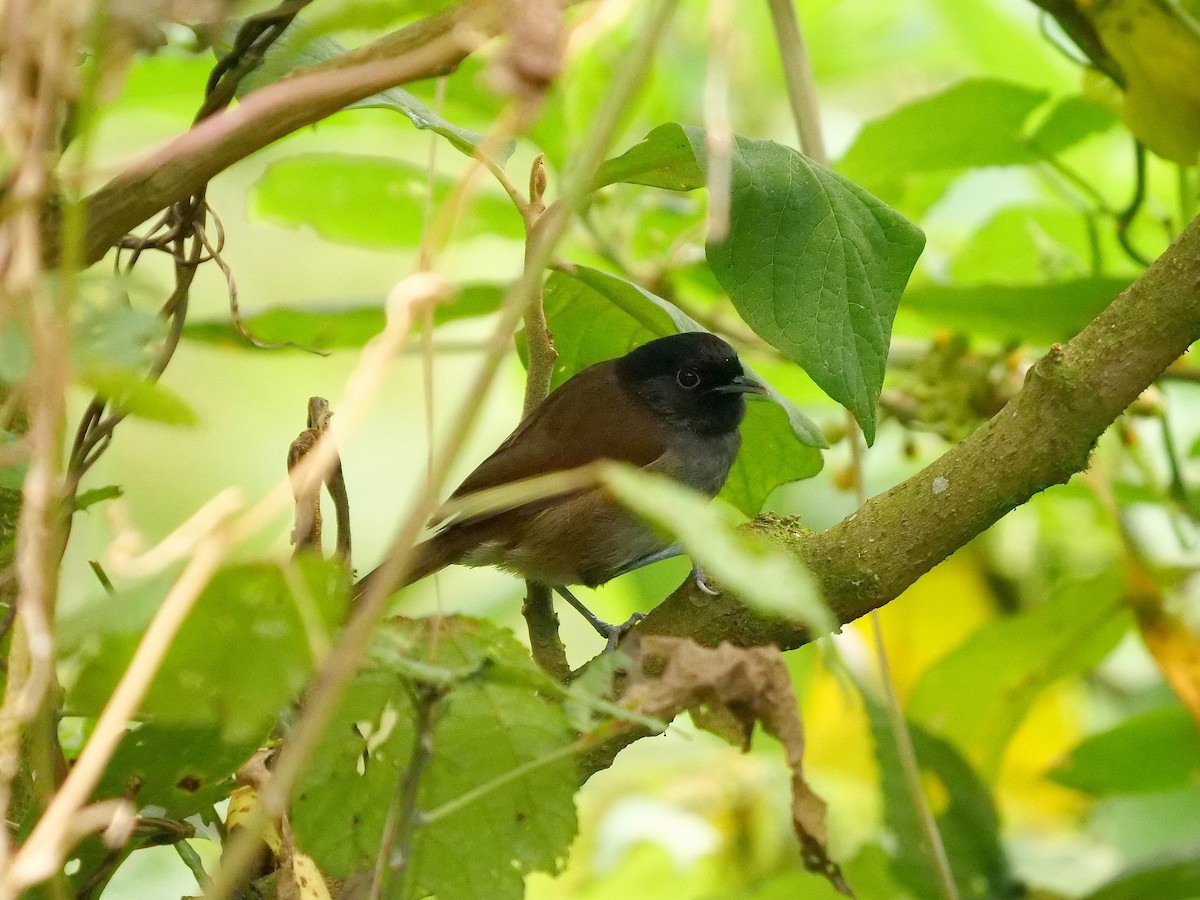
[610,545,720,596]
[552,586,644,651]
[608,544,683,577]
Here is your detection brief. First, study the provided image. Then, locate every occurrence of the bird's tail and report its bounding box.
[351,529,472,603]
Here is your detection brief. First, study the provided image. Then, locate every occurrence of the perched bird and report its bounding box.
[355,331,766,645]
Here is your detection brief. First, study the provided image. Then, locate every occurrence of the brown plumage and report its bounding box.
[354,333,764,625]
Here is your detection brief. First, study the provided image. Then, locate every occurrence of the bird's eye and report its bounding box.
[676,368,701,389]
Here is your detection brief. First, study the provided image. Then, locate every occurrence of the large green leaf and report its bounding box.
[539,265,824,514]
[837,79,1048,185]
[183,284,504,349]
[1050,704,1200,795]
[908,573,1131,777]
[707,135,925,443]
[253,154,522,248]
[903,278,1129,344]
[93,723,256,819]
[61,555,349,744]
[595,123,924,443]
[863,690,1018,900]
[291,617,577,899]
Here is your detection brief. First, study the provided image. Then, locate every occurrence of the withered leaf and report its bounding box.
[624,637,852,896]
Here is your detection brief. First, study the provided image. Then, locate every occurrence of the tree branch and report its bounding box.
[578,212,1200,772]
[54,0,512,267]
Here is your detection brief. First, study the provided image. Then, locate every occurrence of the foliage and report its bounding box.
[1,0,1199,899]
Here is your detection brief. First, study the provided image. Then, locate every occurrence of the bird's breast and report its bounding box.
[647,431,741,497]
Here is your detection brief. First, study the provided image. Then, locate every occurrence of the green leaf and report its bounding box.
[707,135,925,443]
[1029,95,1120,154]
[838,79,1048,185]
[948,206,1101,285]
[94,723,255,819]
[903,278,1130,344]
[541,266,824,514]
[78,368,197,426]
[908,573,1131,777]
[74,485,122,513]
[253,154,522,248]
[229,25,507,160]
[291,617,578,899]
[62,555,350,744]
[1050,704,1200,795]
[1094,0,1200,164]
[862,689,1018,900]
[1082,852,1200,900]
[603,465,831,632]
[595,124,924,441]
[183,285,504,349]
[592,122,706,191]
[74,305,162,372]
[287,1,456,45]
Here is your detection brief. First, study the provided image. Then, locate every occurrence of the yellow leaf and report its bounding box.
[1128,563,1200,723]
[287,851,333,900]
[226,785,281,856]
[1094,0,1200,163]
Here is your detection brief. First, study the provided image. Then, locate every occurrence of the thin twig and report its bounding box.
[174,839,211,891]
[1114,140,1152,268]
[770,3,958,893]
[704,0,735,240]
[520,154,557,416]
[766,0,827,164]
[370,685,444,900]
[0,0,88,886]
[206,4,682,893]
[88,560,115,595]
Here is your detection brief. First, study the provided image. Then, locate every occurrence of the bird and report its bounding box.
[354,331,766,646]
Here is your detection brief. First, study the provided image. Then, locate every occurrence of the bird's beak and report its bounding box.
[712,375,769,396]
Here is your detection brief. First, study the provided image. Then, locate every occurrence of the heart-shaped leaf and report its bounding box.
[595,123,925,443]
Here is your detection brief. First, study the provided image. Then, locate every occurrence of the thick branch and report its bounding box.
[577,212,1200,779]
[641,212,1200,650]
[58,0,509,266]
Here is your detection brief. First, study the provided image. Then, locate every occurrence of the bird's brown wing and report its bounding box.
[435,361,667,521]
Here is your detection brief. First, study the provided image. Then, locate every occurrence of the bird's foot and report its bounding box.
[692,561,719,596]
[553,586,645,651]
[603,611,647,652]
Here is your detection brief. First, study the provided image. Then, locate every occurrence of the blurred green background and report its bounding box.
[51,0,1200,896]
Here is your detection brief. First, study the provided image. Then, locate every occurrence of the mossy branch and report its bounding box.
[577,211,1200,774]
[646,212,1200,648]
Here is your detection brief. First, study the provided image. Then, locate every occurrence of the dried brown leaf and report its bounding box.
[492,0,565,101]
[625,637,852,896]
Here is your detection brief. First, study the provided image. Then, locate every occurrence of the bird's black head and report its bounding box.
[616,332,766,436]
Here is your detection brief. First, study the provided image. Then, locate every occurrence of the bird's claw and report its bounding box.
[603,612,647,652]
[692,563,719,596]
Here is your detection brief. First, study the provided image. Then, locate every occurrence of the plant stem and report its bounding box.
[371,687,443,900]
[763,5,959,895]
[204,2,681,894]
[766,0,827,164]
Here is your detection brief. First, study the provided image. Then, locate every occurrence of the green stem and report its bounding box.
[422,736,591,826]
